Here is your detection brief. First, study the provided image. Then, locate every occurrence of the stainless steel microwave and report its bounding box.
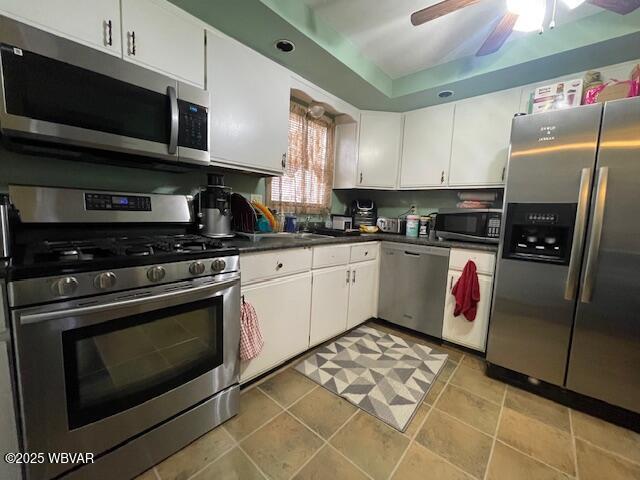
[0,15,209,166]
[434,209,502,244]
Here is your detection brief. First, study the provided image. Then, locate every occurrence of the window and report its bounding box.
[267,101,335,214]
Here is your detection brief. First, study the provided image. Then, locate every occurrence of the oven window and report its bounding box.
[443,215,478,234]
[1,46,170,144]
[62,297,223,429]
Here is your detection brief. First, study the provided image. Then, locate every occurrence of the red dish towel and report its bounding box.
[452,260,481,321]
[240,298,264,361]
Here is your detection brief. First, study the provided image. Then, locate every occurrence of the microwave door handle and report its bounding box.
[19,274,239,325]
[168,85,178,155]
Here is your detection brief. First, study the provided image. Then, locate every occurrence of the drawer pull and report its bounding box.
[276,262,283,270]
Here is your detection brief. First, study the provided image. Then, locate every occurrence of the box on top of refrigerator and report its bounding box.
[531,79,583,114]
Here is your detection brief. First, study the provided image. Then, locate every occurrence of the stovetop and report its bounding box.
[9,233,238,280]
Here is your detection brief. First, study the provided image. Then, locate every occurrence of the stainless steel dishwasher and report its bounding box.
[378,242,450,338]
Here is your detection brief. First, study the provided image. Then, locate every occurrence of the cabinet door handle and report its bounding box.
[346,269,350,284]
[281,153,286,169]
[105,19,113,46]
[359,172,363,184]
[441,170,445,184]
[450,275,454,293]
[352,270,356,283]
[501,166,506,182]
[129,31,136,56]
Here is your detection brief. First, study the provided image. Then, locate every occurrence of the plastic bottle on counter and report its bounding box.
[406,215,419,238]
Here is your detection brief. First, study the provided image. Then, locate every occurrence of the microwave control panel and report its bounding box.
[487,216,501,238]
[178,100,208,151]
[85,193,151,211]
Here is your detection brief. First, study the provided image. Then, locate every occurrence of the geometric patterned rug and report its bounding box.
[295,325,448,432]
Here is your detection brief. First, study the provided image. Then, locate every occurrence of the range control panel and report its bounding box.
[178,100,208,151]
[85,193,151,211]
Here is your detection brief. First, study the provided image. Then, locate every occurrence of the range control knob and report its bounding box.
[51,277,79,297]
[211,258,226,272]
[147,266,166,283]
[189,261,206,275]
[94,272,117,290]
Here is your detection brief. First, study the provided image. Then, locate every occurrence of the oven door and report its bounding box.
[12,273,239,478]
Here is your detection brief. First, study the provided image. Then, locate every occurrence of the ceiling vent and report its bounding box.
[274,39,295,53]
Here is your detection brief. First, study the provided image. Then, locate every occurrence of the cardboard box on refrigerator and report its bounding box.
[531,79,583,114]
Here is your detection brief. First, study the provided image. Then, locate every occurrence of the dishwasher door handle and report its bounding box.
[404,251,420,256]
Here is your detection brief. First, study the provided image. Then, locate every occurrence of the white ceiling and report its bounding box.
[301,0,601,79]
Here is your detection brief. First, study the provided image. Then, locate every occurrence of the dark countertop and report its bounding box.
[222,233,499,254]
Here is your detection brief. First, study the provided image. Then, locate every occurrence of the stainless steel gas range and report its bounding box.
[5,185,240,480]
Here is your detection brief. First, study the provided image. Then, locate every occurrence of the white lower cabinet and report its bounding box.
[239,243,379,384]
[310,265,350,346]
[240,272,312,383]
[442,250,496,352]
[347,259,378,329]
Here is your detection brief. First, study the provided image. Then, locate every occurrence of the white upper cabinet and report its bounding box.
[0,0,122,56]
[357,112,403,189]
[400,103,455,188]
[207,31,289,175]
[448,88,522,186]
[333,122,359,189]
[121,0,204,86]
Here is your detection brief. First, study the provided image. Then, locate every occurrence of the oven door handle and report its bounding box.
[19,275,239,325]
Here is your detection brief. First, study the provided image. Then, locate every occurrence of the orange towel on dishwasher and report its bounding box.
[452,260,480,321]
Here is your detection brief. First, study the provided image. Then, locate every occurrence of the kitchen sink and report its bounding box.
[236,232,334,242]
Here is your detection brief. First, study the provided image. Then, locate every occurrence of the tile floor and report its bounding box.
[137,321,640,480]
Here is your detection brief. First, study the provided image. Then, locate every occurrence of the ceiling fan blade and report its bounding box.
[476,12,518,56]
[411,0,484,26]
[588,0,640,14]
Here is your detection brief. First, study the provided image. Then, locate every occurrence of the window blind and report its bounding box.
[267,101,335,215]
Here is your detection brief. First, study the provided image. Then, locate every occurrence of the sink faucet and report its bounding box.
[301,216,311,232]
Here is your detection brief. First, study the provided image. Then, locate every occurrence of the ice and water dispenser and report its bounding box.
[502,203,577,265]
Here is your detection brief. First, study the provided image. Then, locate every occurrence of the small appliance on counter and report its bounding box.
[376,217,406,234]
[434,209,501,244]
[351,199,377,228]
[331,214,353,231]
[195,174,233,238]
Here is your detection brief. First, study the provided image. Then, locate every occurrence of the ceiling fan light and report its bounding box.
[510,0,546,32]
[562,0,586,8]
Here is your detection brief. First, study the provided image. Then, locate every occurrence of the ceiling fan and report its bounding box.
[410,0,640,56]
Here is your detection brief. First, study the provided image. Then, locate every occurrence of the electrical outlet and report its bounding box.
[250,194,263,204]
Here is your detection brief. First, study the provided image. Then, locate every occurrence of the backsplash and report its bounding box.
[0,147,502,222]
[332,188,503,218]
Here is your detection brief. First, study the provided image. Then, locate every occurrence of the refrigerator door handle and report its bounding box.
[581,167,609,303]
[564,168,592,300]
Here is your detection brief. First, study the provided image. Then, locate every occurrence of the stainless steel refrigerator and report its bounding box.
[488,96,640,414]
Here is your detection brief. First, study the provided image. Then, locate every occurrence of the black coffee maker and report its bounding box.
[195,174,233,238]
[351,199,377,228]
